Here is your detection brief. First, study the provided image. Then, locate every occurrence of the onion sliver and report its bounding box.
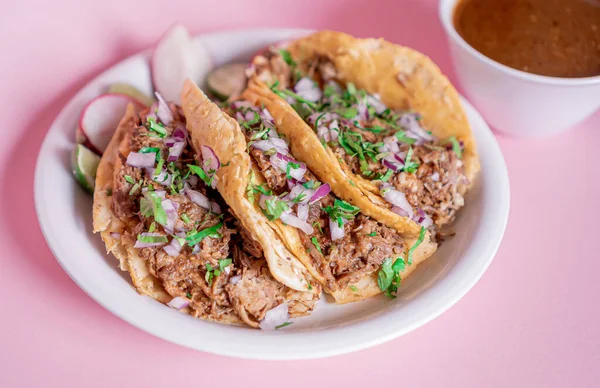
[201,145,220,172]
[259,303,290,331]
[154,92,173,125]
[167,296,189,310]
[280,212,314,234]
[126,152,155,168]
[381,185,414,219]
[309,183,331,203]
[329,217,345,241]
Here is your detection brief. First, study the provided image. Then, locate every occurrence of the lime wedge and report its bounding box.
[108,83,155,107]
[72,144,101,194]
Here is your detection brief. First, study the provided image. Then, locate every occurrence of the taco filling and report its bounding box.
[253,50,469,231]
[227,101,426,296]
[111,99,318,328]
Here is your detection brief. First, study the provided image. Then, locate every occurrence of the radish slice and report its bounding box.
[152,24,213,105]
[79,93,144,154]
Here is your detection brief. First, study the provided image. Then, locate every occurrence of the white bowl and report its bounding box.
[34,28,510,360]
[439,0,600,137]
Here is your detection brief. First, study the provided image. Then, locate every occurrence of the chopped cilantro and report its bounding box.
[219,258,232,272]
[402,147,419,173]
[262,197,289,221]
[311,237,322,254]
[140,191,167,225]
[368,232,377,237]
[322,199,360,227]
[124,175,135,184]
[349,285,358,292]
[275,322,293,329]
[278,49,296,66]
[292,193,307,203]
[186,222,223,247]
[181,213,191,224]
[445,136,463,158]
[395,130,417,145]
[407,226,427,265]
[147,117,167,137]
[137,234,168,244]
[148,222,156,233]
[205,263,218,286]
[187,164,214,187]
[270,81,317,109]
[379,169,394,182]
[186,292,192,298]
[285,161,301,179]
[314,112,327,128]
[154,158,164,176]
[128,182,141,195]
[307,282,313,291]
[349,180,356,187]
[246,171,273,204]
[377,256,406,298]
[312,221,323,235]
[338,107,358,119]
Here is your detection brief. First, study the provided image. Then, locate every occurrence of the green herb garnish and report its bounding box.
[278,49,296,66]
[140,191,167,225]
[187,164,214,187]
[368,232,377,237]
[407,226,427,265]
[377,256,406,298]
[312,221,323,235]
[311,237,322,254]
[147,117,167,137]
[445,136,463,158]
[402,147,419,173]
[322,199,360,227]
[137,233,168,244]
[275,322,293,329]
[263,197,289,221]
[395,130,417,145]
[378,169,394,182]
[181,213,191,224]
[186,222,223,247]
[349,285,358,292]
[285,161,300,179]
[124,175,135,184]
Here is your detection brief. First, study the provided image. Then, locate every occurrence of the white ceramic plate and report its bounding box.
[34,28,510,360]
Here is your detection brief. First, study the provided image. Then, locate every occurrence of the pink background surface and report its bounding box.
[2,0,599,386]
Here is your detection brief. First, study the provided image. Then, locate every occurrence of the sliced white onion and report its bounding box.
[163,237,182,257]
[126,152,155,168]
[155,92,173,125]
[329,217,345,241]
[229,275,242,285]
[381,185,414,219]
[280,212,314,234]
[297,203,309,222]
[167,296,189,310]
[259,303,290,331]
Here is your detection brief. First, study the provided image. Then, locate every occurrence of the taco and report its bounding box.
[247,30,480,238]
[92,98,319,329]
[181,80,437,302]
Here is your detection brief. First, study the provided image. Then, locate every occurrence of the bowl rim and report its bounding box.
[33,28,510,360]
[438,0,600,86]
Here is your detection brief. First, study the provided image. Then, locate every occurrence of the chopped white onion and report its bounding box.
[126,152,155,168]
[185,185,211,210]
[259,303,290,331]
[163,237,182,257]
[280,212,314,234]
[329,217,345,241]
[381,185,414,219]
[297,203,309,221]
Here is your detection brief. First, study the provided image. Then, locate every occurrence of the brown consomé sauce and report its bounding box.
[453,0,600,78]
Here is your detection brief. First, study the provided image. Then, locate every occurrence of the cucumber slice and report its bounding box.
[108,83,155,107]
[72,144,101,194]
[207,63,248,101]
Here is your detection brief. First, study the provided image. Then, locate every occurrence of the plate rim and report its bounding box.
[34,28,510,360]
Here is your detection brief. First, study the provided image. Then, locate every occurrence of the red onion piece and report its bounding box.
[260,108,275,128]
[414,208,433,228]
[391,206,409,217]
[185,185,211,210]
[270,153,306,181]
[297,203,309,222]
[187,175,199,187]
[134,233,168,248]
[383,159,401,172]
[192,244,200,254]
[317,126,330,142]
[286,178,300,190]
[383,136,400,154]
[168,141,185,162]
[173,125,188,140]
[381,185,414,219]
[259,303,290,331]
[357,100,369,121]
[110,232,121,239]
[294,77,322,102]
[270,138,289,154]
[399,114,434,141]
[163,237,182,257]
[329,217,345,241]
[167,296,189,310]
[210,201,221,214]
[431,172,440,182]
[126,152,155,168]
[280,212,314,234]
[231,101,254,110]
[229,275,242,285]
[201,145,220,172]
[309,183,331,203]
[155,92,173,125]
[251,139,275,151]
